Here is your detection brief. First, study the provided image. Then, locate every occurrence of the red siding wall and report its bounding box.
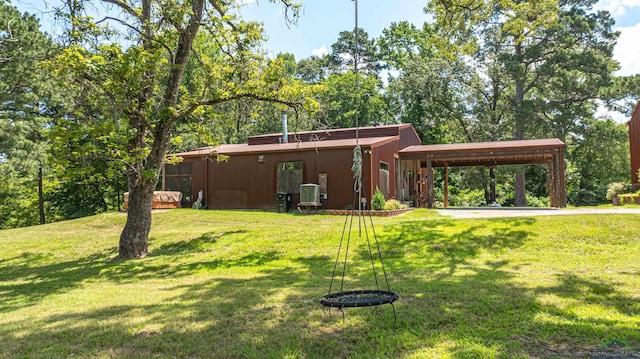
[630,102,640,185]
[205,147,373,210]
[368,141,399,201]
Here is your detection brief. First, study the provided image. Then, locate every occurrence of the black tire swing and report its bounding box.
[319,0,399,321]
[318,151,400,321]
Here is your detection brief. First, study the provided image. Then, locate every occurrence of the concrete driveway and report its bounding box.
[436,207,640,219]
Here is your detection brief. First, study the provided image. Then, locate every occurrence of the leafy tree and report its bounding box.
[379,22,471,144]
[315,72,391,129]
[296,55,331,84]
[426,0,619,206]
[600,74,640,116]
[330,28,382,76]
[48,0,312,259]
[378,21,435,72]
[294,29,392,130]
[386,56,470,144]
[566,118,629,205]
[0,2,59,228]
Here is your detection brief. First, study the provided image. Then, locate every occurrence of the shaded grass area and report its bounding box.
[0,209,639,358]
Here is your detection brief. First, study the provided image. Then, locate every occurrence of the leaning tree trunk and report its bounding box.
[119,180,155,258]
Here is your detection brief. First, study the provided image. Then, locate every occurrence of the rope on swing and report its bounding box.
[352,145,362,193]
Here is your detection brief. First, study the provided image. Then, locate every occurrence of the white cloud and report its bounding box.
[614,22,640,76]
[596,0,640,16]
[311,45,328,57]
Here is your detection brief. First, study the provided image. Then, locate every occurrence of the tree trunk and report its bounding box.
[489,166,496,203]
[38,164,45,225]
[514,42,527,207]
[119,180,154,259]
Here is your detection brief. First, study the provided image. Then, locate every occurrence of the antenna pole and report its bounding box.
[353,0,362,216]
[354,0,359,142]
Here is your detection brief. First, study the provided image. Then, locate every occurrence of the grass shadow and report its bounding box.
[151,230,246,256]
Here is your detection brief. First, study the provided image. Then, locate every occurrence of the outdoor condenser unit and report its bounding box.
[299,184,320,204]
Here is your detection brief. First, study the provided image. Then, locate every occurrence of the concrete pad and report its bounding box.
[436,207,640,219]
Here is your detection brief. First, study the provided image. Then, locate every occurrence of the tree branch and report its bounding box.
[100,0,141,20]
[95,16,176,64]
[176,93,302,121]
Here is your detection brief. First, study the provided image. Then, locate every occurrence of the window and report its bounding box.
[379,161,390,196]
[277,161,302,193]
[164,162,193,201]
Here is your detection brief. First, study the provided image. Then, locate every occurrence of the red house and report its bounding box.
[164,124,422,210]
[163,123,567,210]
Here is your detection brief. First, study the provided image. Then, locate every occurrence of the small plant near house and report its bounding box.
[617,189,640,204]
[371,187,386,210]
[383,199,408,210]
[606,182,633,203]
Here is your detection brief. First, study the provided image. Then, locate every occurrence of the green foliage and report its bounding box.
[421,0,619,206]
[329,28,382,75]
[450,189,486,207]
[0,2,60,227]
[371,186,386,210]
[525,194,551,208]
[568,119,630,205]
[378,21,436,71]
[599,75,640,116]
[383,199,407,210]
[386,55,471,144]
[314,72,391,128]
[39,0,313,254]
[606,182,633,200]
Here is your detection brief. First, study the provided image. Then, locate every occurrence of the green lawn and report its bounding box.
[1,209,639,358]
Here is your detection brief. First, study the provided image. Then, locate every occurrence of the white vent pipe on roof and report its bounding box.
[281,111,288,143]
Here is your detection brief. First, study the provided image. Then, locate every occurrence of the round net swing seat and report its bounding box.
[320,290,399,308]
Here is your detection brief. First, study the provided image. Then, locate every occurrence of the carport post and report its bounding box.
[426,159,434,208]
[444,163,449,207]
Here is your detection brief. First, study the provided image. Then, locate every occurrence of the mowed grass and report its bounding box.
[0,209,639,358]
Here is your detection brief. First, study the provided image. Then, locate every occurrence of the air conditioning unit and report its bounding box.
[299,184,320,204]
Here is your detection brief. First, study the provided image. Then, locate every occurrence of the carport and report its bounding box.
[398,138,566,208]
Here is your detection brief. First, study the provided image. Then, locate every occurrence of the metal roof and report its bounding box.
[249,123,412,140]
[399,138,565,167]
[169,147,217,157]
[172,136,398,157]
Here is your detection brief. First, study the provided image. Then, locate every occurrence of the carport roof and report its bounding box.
[399,138,564,167]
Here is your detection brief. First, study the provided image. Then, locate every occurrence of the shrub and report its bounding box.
[526,194,550,208]
[606,182,633,200]
[383,199,407,210]
[450,189,485,207]
[567,188,601,206]
[371,187,386,210]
